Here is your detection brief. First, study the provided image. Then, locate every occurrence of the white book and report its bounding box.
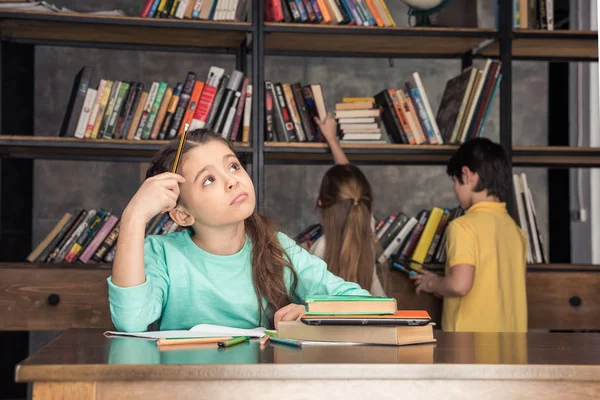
[521,173,543,264]
[377,217,418,264]
[175,0,190,18]
[546,0,554,30]
[460,59,492,143]
[513,174,533,263]
[74,88,97,139]
[413,72,443,144]
[105,324,267,340]
[242,84,252,141]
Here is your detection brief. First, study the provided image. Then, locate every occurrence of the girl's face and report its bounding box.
[177,141,255,227]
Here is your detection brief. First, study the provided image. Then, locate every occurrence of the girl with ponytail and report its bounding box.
[312,114,386,296]
[108,129,369,333]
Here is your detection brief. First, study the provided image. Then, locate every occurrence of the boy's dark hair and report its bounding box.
[446,138,510,201]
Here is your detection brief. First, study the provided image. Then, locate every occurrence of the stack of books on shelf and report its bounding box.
[140,0,249,21]
[26,208,184,265]
[265,81,327,142]
[513,0,553,30]
[514,172,547,264]
[60,66,252,142]
[335,98,385,144]
[264,0,396,26]
[277,296,436,345]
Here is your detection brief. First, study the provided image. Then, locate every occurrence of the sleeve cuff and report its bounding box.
[447,258,476,268]
[107,276,152,309]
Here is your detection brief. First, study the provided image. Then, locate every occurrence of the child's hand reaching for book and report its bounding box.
[274,303,306,330]
[124,172,185,223]
[411,269,438,295]
[314,112,337,143]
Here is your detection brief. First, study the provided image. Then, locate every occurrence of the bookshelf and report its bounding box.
[0,1,598,334]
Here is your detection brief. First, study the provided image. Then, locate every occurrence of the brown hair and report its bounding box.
[146,129,298,328]
[317,164,375,290]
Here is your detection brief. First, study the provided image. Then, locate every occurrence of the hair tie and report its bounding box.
[353,198,359,206]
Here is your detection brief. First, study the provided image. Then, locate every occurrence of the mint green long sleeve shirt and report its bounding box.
[107,230,371,332]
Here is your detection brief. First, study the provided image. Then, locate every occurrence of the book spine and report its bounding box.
[205,75,229,131]
[84,80,107,139]
[33,212,79,263]
[143,82,168,139]
[54,210,97,263]
[91,223,120,263]
[90,81,114,139]
[135,82,159,140]
[60,66,92,137]
[282,83,306,142]
[45,210,87,263]
[126,91,149,140]
[229,77,249,142]
[274,82,298,142]
[78,215,119,263]
[179,80,205,136]
[408,85,437,144]
[168,72,197,139]
[98,81,121,138]
[265,82,275,141]
[291,83,315,142]
[114,82,140,139]
[241,84,252,142]
[221,92,241,139]
[64,210,108,263]
[159,83,183,140]
[104,82,131,139]
[74,88,97,139]
[150,87,173,140]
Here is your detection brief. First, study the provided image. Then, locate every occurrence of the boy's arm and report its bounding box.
[412,221,476,297]
[413,265,475,297]
[314,113,350,165]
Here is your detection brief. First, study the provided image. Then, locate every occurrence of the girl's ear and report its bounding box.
[317,199,323,208]
[169,206,195,227]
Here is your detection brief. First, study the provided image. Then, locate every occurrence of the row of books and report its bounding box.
[61,66,252,142]
[513,0,553,30]
[436,59,502,145]
[376,207,465,268]
[26,209,184,265]
[514,172,546,264]
[265,0,396,27]
[140,0,248,22]
[265,81,328,142]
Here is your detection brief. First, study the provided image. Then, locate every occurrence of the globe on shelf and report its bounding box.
[400,0,453,27]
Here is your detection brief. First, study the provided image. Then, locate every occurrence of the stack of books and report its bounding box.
[277,295,435,346]
[335,98,385,144]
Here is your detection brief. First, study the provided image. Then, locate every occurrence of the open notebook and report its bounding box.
[104,324,267,340]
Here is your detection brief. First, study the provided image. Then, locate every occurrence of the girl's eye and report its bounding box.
[202,176,215,187]
[230,163,240,172]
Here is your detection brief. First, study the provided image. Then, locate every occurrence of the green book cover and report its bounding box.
[103,82,130,139]
[142,81,167,140]
[98,81,121,137]
[304,295,394,303]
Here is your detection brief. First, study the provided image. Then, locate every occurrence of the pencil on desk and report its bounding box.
[260,335,270,346]
[156,336,232,347]
[218,336,249,348]
[269,336,302,348]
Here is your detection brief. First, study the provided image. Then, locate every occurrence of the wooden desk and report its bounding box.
[16,329,600,399]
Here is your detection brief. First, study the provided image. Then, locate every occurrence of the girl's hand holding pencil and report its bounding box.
[123,172,185,224]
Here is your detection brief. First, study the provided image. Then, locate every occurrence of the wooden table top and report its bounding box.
[16,329,600,383]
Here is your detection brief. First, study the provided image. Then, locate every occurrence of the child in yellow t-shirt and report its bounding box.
[411,138,528,332]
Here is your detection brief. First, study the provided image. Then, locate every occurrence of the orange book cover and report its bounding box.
[179,80,204,136]
[364,0,384,26]
[388,89,416,144]
[316,0,331,23]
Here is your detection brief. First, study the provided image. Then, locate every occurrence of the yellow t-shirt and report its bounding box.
[442,201,528,332]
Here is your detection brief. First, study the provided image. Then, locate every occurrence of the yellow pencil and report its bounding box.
[260,335,270,346]
[171,122,189,174]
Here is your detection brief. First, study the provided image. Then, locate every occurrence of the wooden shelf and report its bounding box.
[0,11,251,51]
[264,23,497,58]
[0,135,252,162]
[512,29,598,61]
[264,142,600,167]
[512,146,600,167]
